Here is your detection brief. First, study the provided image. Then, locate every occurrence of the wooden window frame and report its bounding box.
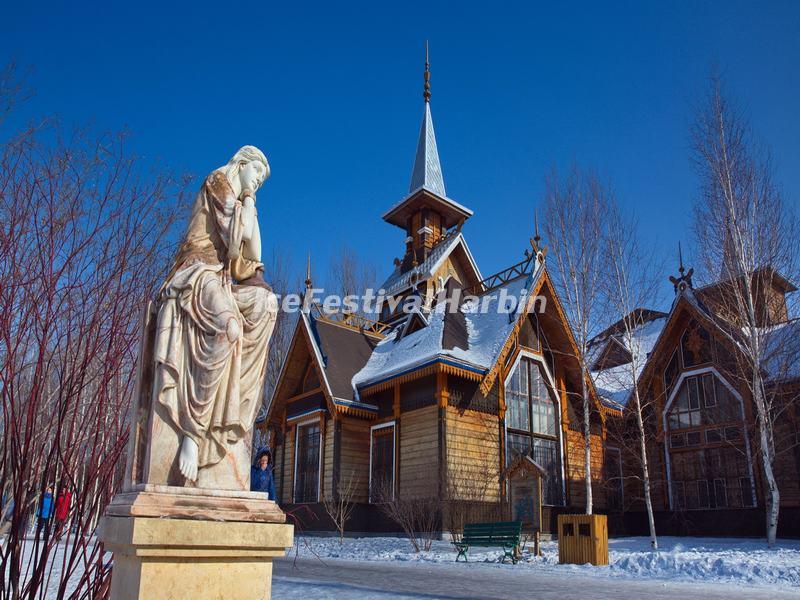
[663,367,757,510]
[368,421,396,504]
[293,418,322,504]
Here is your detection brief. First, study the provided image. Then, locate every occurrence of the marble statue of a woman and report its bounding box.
[147,146,278,491]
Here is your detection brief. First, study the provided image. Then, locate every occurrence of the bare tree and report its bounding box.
[325,245,377,317]
[373,480,438,553]
[0,103,184,595]
[602,202,663,550]
[322,470,359,543]
[260,247,298,412]
[542,166,611,514]
[0,61,31,127]
[690,74,799,545]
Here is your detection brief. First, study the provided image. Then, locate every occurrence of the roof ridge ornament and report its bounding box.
[529,210,548,265]
[669,241,694,293]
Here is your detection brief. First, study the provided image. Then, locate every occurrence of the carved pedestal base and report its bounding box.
[105,484,285,522]
[100,516,293,600]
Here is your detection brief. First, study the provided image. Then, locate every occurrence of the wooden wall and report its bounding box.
[339,418,370,503]
[399,405,439,499]
[323,416,334,499]
[281,425,295,504]
[444,406,500,502]
[565,429,605,509]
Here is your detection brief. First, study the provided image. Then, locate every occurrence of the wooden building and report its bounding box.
[590,262,800,536]
[260,67,615,534]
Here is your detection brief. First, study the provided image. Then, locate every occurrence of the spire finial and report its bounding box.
[305,251,313,288]
[669,241,693,293]
[423,40,431,103]
[534,210,541,245]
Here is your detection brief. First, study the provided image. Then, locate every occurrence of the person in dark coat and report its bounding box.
[250,449,276,500]
[36,486,54,542]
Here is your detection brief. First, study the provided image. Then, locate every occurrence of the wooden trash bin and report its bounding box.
[557,514,608,566]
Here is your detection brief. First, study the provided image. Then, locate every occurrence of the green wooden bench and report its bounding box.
[453,521,523,564]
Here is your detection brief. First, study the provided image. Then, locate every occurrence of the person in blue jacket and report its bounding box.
[36,486,54,541]
[250,449,276,500]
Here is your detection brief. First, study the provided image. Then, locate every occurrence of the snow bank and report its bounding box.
[290,535,800,589]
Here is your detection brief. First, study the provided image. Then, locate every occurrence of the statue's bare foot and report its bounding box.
[179,436,199,482]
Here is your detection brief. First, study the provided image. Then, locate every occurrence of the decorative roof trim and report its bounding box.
[358,357,486,396]
[382,186,474,223]
[287,408,326,423]
[333,397,378,412]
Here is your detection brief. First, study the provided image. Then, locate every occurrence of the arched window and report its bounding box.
[505,356,563,505]
[665,371,755,509]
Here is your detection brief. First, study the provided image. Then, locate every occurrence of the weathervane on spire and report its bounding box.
[423,40,431,103]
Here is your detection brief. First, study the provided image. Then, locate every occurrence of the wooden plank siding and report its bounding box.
[323,416,334,500]
[444,406,500,502]
[339,418,370,503]
[565,429,605,509]
[399,405,439,499]
[281,425,295,504]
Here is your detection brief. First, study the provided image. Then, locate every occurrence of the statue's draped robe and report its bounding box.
[153,171,277,471]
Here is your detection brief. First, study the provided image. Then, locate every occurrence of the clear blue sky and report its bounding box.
[3,1,799,307]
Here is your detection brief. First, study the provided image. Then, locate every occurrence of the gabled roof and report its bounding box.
[378,230,482,297]
[610,286,743,409]
[309,317,381,403]
[265,312,383,423]
[590,315,668,407]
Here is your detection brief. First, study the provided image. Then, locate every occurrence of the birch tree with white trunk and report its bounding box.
[691,75,799,546]
[543,167,611,515]
[603,203,662,550]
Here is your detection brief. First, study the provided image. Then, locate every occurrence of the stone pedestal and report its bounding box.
[99,487,293,600]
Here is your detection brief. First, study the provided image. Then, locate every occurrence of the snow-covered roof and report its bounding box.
[353,268,541,389]
[590,315,668,407]
[760,318,800,382]
[378,231,481,297]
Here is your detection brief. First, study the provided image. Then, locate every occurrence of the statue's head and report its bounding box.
[221,145,270,196]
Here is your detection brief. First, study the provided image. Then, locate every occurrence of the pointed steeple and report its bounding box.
[382,44,472,254]
[409,43,446,198]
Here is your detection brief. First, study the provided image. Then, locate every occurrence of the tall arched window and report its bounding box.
[666,371,755,509]
[505,356,563,505]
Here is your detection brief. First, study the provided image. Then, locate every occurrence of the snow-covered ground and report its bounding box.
[286,535,800,590]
